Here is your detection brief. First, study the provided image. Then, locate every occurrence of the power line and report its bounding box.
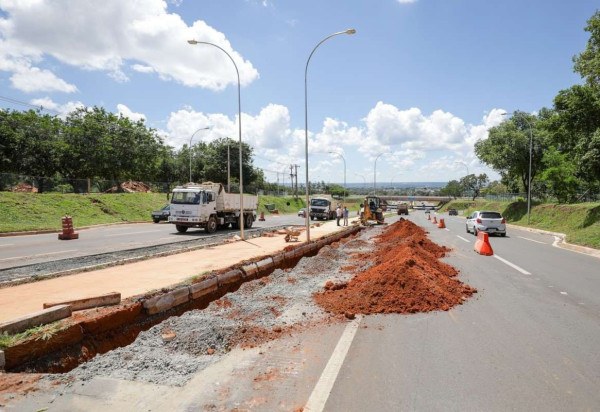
[0,95,62,115]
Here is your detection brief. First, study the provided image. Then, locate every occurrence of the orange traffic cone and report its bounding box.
[427,214,431,221]
[259,212,265,221]
[474,231,494,256]
[432,216,437,224]
[58,216,79,240]
[437,218,446,229]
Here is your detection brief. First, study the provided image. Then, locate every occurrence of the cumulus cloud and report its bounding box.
[397,0,417,3]
[0,0,259,93]
[117,104,146,122]
[10,66,77,93]
[29,97,84,118]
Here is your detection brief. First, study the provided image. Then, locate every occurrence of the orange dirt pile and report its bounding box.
[314,219,477,315]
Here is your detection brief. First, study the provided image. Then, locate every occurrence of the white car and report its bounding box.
[466,211,506,237]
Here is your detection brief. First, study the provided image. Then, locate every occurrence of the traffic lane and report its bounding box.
[434,215,600,313]
[0,214,300,269]
[325,226,600,411]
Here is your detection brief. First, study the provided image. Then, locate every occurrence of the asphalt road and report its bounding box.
[322,212,600,411]
[0,213,304,270]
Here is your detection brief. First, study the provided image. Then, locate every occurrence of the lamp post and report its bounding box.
[501,111,533,225]
[328,151,346,205]
[304,29,356,242]
[188,39,246,240]
[354,172,367,187]
[373,153,384,194]
[189,127,210,183]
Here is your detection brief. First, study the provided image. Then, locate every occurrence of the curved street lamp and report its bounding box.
[304,29,356,242]
[328,151,346,205]
[454,160,469,177]
[188,39,246,240]
[189,126,210,183]
[501,111,533,225]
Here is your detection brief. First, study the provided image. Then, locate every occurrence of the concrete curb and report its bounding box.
[143,286,190,315]
[43,292,121,311]
[507,223,600,258]
[189,277,218,300]
[0,305,72,335]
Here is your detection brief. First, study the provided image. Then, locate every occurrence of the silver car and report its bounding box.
[466,210,506,237]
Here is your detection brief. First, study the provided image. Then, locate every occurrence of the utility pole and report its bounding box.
[227,143,231,192]
[294,164,300,199]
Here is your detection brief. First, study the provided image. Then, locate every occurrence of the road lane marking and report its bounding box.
[444,228,450,232]
[560,291,568,295]
[494,254,531,275]
[0,244,14,247]
[304,315,362,412]
[456,236,470,243]
[104,230,162,237]
[0,249,77,262]
[517,236,546,244]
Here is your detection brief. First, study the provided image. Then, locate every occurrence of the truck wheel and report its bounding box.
[244,214,253,229]
[206,217,217,234]
[232,221,240,230]
[153,218,160,223]
[176,225,188,233]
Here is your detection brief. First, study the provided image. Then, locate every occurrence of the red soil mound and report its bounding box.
[314,219,477,315]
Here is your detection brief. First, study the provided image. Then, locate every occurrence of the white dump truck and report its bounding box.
[309,194,336,220]
[168,182,258,233]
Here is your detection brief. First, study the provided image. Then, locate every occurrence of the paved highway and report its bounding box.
[320,212,600,411]
[0,214,303,270]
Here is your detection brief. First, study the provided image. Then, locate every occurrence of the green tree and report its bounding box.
[573,10,600,86]
[439,180,462,198]
[475,112,545,200]
[538,147,581,203]
[459,174,489,201]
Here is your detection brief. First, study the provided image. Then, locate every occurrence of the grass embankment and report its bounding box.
[1,193,362,233]
[441,199,600,249]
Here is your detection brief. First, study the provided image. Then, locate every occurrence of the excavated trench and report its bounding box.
[2,219,476,391]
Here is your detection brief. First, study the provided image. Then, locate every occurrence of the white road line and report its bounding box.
[304,315,362,412]
[517,236,546,244]
[560,291,568,295]
[0,244,14,247]
[0,249,77,262]
[104,230,162,237]
[456,235,470,243]
[444,228,450,232]
[494,254,531,275]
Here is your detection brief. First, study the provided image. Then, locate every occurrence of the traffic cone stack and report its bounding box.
[474,231,493,256]
[437,218,446,229]
[58,216,79,240]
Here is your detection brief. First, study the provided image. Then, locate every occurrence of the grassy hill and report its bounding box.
[0,192,370,233]
[441,199,600,249]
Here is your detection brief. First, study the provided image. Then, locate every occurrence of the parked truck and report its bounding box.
[168,182,258,233]
[309,195,336,220]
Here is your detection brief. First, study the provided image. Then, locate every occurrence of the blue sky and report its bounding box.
[0,0,598,185]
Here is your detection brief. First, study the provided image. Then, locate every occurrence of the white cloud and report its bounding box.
[131,64,155,74]
[117,104,146,122]
[9,66,77,93]
[29,97,84,117]
[0,0,259,93]
[397,0,417,4]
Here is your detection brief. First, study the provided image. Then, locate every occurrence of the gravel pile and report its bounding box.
[67,229,375,386]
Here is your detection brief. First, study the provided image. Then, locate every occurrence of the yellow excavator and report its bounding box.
[360,195,385,225]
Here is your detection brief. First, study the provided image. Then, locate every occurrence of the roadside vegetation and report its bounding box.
[441,200,600,249]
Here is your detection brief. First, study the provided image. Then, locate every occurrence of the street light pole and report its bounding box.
[189,127,210,183]
[501,112,534,225]
[373,153,384,195]
[328,151,346,205]
[304,29,356,242]
[455,160,469,177]
[188,39,245,240]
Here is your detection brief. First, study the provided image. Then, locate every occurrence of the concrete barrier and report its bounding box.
[255,257,274,276]
[143,286,190,315]
[241,262,259,279]
[217,269,243,287]
[272,253,284,266]
[0,305,72,335]
[43,292,121,311]
[189,277,219,300]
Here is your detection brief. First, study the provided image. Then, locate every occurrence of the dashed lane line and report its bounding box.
[517,236,546,244]
[0,244,14,247]
[456,235,470,243]
[304,315,362,412]
[493,254,531,275]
